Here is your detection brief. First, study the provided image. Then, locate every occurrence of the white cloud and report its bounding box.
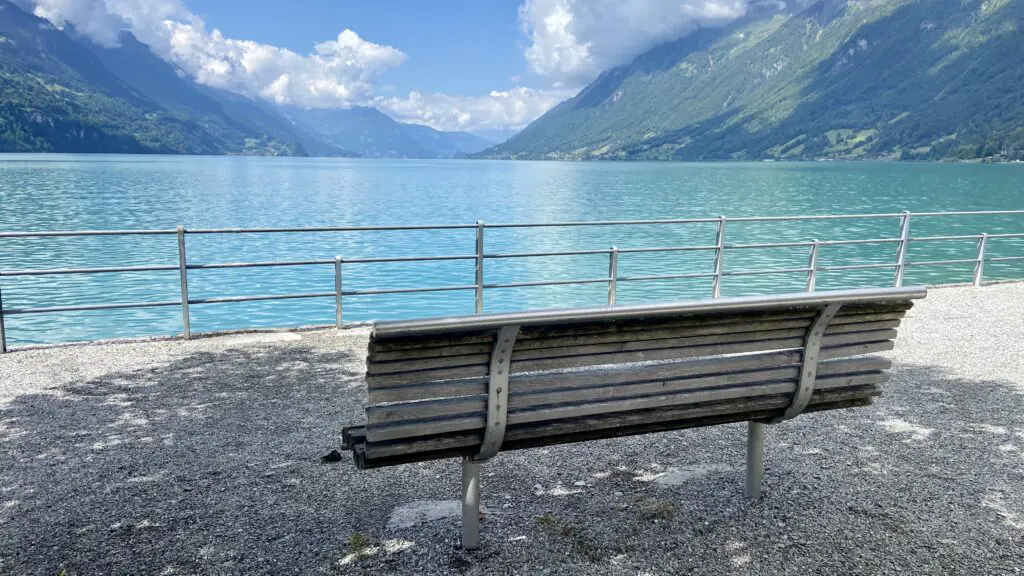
[160,24,406,106]
[25,0,406,107]
[519,0,749,84]
[377,87,577,132]
[29,0,128,46]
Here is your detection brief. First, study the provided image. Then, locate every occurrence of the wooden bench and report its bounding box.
[341,286,926,549]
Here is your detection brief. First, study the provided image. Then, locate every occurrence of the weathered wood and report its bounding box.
[367,342,894,404]
[367,303,911,354]
[365,329,897,388]
[353,396,876,469]
[367,349,892,404]
[364,372,888,442]
[363,314,904,365]
[341,426,362,450]
[368,326,814,375]
[371,314,815,360]
[368,325,900,377]
[360,385,882,461]
[366,307,905,360]
[365,356,891,424]
[513,325,898,362]
[348,292,919,472]
[493,317,897,354]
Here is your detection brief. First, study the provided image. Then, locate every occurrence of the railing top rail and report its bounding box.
[185,224,479,234]
[371,286,928,337]
[908,210,1024,217]
[485,217,721,228]
[0,229,178,238]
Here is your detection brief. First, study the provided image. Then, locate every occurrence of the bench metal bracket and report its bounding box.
[473,324,520,462]
[747,303,843,498]
[463,324,519,550]
[777,303,843,422]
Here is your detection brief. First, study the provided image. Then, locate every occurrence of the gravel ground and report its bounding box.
[1,283,1022,575]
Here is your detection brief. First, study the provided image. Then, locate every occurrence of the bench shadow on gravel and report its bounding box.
[1,355,1022,575]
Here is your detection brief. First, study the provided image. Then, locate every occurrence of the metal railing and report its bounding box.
[1,209,1023,352]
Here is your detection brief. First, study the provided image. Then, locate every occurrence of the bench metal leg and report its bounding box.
[745,421,766,499]
[461,457,481,550]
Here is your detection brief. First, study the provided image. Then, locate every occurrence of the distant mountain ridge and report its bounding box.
[0,0,485,157]
[482,0,1024,162]
[400,123,493,157]
[280,106,494,158]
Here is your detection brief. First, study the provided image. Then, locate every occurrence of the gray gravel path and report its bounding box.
[1,283,1022,575]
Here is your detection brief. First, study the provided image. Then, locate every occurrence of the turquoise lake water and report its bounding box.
[1,154,1022,346]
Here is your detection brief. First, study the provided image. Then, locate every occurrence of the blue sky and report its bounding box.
[184,0,531,96]
[24,0,757,131]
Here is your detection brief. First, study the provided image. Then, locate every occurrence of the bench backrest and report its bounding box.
[358,287,925,464]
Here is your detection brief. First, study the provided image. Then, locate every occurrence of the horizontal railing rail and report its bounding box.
[1,209,1023,352]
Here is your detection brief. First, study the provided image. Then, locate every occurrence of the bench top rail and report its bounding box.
[370,286,927,338]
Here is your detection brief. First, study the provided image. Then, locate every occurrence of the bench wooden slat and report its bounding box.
[360,385,883,460]
[366,314,904,373]
[367,326,812,375]
[353,395,878,469]
[513,304,908,342]
[365,328,897,387]
[366,345,894,404]
[511,316,900,352]
[368,312,817,360]
[365,356,891,424]
[364,371,888,442]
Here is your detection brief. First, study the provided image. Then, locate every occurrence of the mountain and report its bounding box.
[0,0,493,159]
[0,1,200,153]
[483,0,1024,162]
[281,105,432,158]
[469,127,520,145]
[0,0,354,156]
[78,29,315,156]
[283,105,495,158]
[400,123,494,157]
[195,87,358,157]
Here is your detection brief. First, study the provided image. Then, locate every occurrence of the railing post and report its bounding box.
[974,233,988,287]
[607,247,619,305]
[893,211,911,287]
[475,221,484,314]
[745,421,766,499]
[334,256,343,328]
[806,239,820,292]
[712,215,726,298]
[177,226,191,339]
[0,284,7,354]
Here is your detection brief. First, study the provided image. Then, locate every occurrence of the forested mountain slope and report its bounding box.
[0,0,348,155]
[483,0,1024,161]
